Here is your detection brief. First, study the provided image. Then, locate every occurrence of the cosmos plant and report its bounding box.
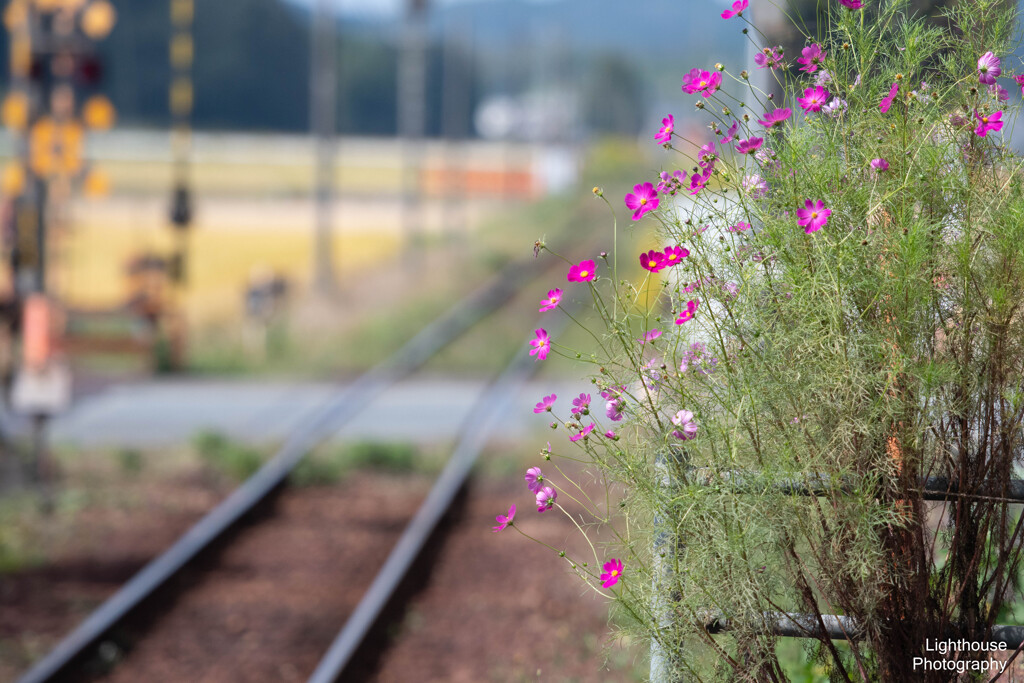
[500,0,1024,680]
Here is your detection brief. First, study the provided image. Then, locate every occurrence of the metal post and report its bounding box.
[440,17,469,237]
[398,0,428,245]
[310,0,337,296]
[651,447,686,682]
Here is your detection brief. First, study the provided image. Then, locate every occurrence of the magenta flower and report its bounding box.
[492,504,516,532]
[719,121,739,143]
[535,486,557,512]
[539,288,562,313]
[974,110,1004,137]
[525,466,545,492]
[721,0,747,19]
[797,199,831,234]
[797,44,826,73]
[797,86,830,113]
[533,393,557,414]
[728,221,751,232]
[671,409,699,441]
[758,108,792,129]
[682,69,722,97]
[604,430,616,439]
[640,249,667,273]
[600,558,624,588]
[529,329,551,361]
[567,260,596,283]
[697,141,717,169]
[657,170,687,195]
[689,169,712,195]
[870,158,889,172]
[880,82,899,114]
[743,174,769,198]
[625,182,659,221]
[754,47,784,70]
[605,398,624,422]
[978,51,1001,85]
[675,299,700,325]
[990,84,1009,102]
[736,136,764,155]
[839,0,864,8]
[663,245,689,267]
[1014,74,1024,96]
[571,393,592,415]
[655,114,674,145]
[822,98,848,117]
[569,423,595,442]
[639,329,662,344]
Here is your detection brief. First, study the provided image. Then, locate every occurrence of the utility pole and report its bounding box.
[310,0,337,297]
[440,16,470,237]
[398,0,428,246]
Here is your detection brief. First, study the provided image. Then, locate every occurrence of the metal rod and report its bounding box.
[310,0,337,295]
[689,468,1024,502]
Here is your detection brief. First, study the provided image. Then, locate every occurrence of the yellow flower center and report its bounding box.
[611,570,619,577]
[580,270,589,278]
[811,212,818,219]
[668,254,677,261]
[699,80,707,87]
[983,116,989,123]
[639,197,647,205]
[649,260,658,267]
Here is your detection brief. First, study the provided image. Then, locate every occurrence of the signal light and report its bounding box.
[77,55,103,85]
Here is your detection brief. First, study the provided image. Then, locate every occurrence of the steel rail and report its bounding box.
[16,252,557,683]
[689,468,1024,502]
[307,318,561,683]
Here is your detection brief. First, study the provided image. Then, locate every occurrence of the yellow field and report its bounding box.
[52,201,399,325]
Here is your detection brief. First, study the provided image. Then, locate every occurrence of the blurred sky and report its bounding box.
[287,0,733,18]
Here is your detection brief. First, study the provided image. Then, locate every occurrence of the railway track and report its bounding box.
[15,244,578,683]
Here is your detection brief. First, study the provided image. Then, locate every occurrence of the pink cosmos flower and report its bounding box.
[625,182,659,221]
[604,430,616,439]
[743,174,769,198]
[600,558,624,588]
[570,423,595,442]
[797,86,830,113]
[671,410,699,441]
[978,52,1001,85]
[535,486,557,512]
[728,221,751,232]
[655,114,674,145]
[990,84,1009,102]
[736,136,764,155]
[605,398,624,421]
[719,121,739,143]
[663,246,689,267]
[529,329,551,361]
[754,47,784,70]
[689,169,712,195]
[839,0,864,8]
[822,98,848,117]
[880,82,899,114]
[870,158,889,172]
[682,69,722,98]
[533,393,556,414]
[571,393,591,415]
[797,44,826,73]
[567,260,596,282]
[797,199,831,234]
[525,466,545,492]
[721,0,747,19]
[1014,74,1024,96]
[640,250,667,273]
[492,504,516,532]
[675,299,700,325]
[757,108,792,129]
[974,110,1004,137]
[697,141,717,169]
[657,170,687,195]
[639,329,662,344]
[539,288,562,313]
